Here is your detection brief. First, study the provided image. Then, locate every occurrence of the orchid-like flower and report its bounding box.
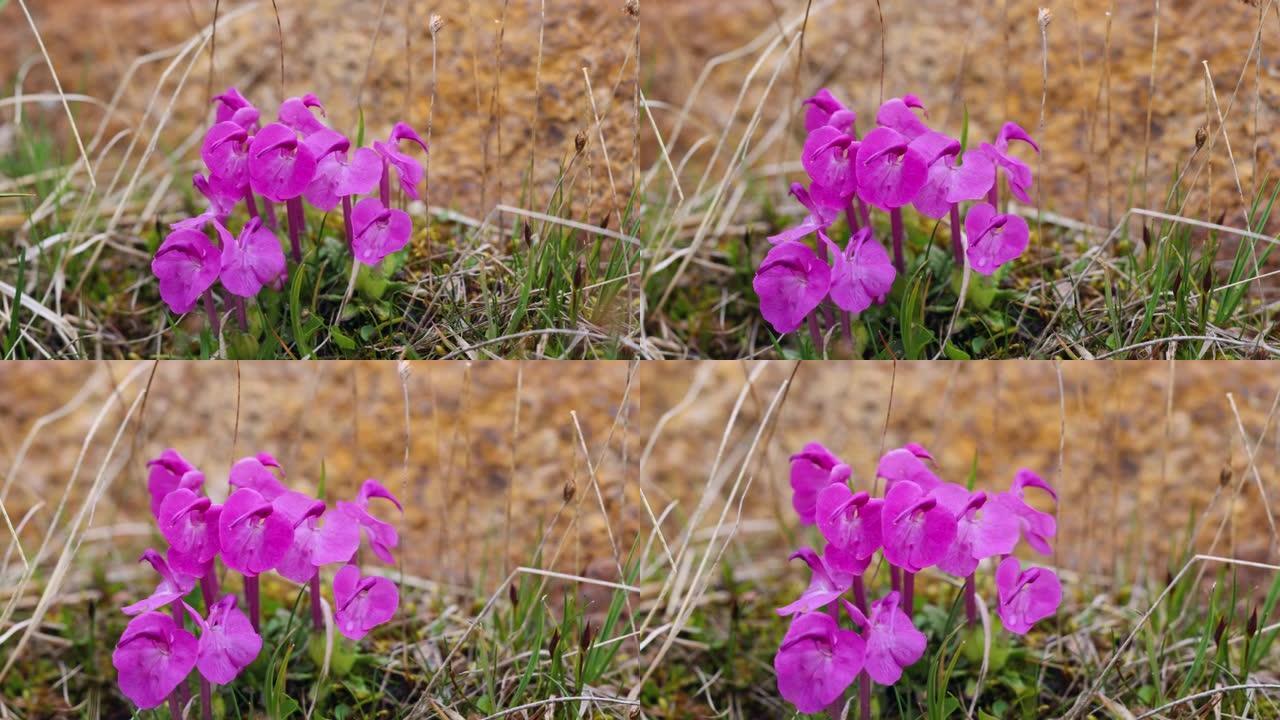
[122,549,198,616]
[913,145,996,219]
[963,202,1029,275]
[881,480,957,573]
[302,129,382,212]
[373,122,429,200]
[934,490,1019,577]
[228,454,288,500]
[151,229,222,316]
[185,595,262,684]
[336,479,402,564]
[802,126,859,200]
[200,122,252,192]
[752,240,832,335]
[350,197,413,266]
[995,557,1062,634]
[855,592,927,685]
[273,491,361,583]
[278,94,327,138]
[767,182,844,246]
[194,171,243,220]
[875,95,930,140]
[822,228,896,314]
[248,123,317,203]
[774,609,865,713]
[789,442,847,524]
[213,87,260,130]
[992,468,1058,555]
[217,487,293,576]
[332,564,399,640]
[776,546,853,616]
[982,122,1039,203]
[112,611,199,709]
[803,88,856,133]
[816,484,884,565]
[147,449,202,517]
[216,218,287,298]
[855,127,928,211]
[157,488,222,577]
[875,444,942,493]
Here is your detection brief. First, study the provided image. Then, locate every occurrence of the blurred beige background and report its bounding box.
[3,361,1277,589]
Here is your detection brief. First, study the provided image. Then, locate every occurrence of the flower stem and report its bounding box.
[263,199,279,231]
[846,201,861,233]
[890,565,900,593]
[342,195,355,249]
[286,197,304,263]
[858,672,871,719]
[246,575,260,633]
[168,692,182,720]
[826,602,844,719]
[841,311,854,350]
[232,297,248,331]
[852,575,868,614]
[200,569,218,610]
[903,572,915,617]
[890,208,905,273]
[202,290,220,335]
[380,160,392,207]
[965,573,978,626]
[806,313,825,357]
[857,197,871,229]
[949,203,964,265]
[244,189,260,220]
[309,572,324,631]
[200,676,213,720]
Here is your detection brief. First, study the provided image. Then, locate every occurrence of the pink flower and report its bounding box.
[146,449,202,517]
[213,87,260,130]
[200,121,252,192]
[335,479,402,564]
[248,122,317,203]
[372,122,429,199]
[151,228,221,315]
[113,611,198,709]
[802,126,859,199]
[776,546,853,616]
[217,218,287,298]
[157,488,222,576]
[816,484,883,564]
[350,197,413,266]
[856,591,927,685]
[217,487,293,577]
[228,455,288,500]
[995,556,1061,634]
[963,202,1029,275]
[913,147,996,220]
[302,129,382,212]
[278,94,327,138]
[875,444,942,494]
[822,228,896,314]
[273,491,361,583]
[982,121,1039,203]
[766,182,844,246]
[789,442,846,524]
[187,595,262,684]
[802,88,856,133]
[881,480,957,573]
[934,490,1019,577]
[855,126,929,210]
[774,610,865,713]
[753,240,832,335]
[122,549,198,616]
[332,564,399,640]
[874,95,930,140]
[991,468,1057,555]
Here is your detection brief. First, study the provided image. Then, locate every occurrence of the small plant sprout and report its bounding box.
[115,448,403,719]
[755,90,1039,353]
[775,442,1062,718]
[152,88,427,334]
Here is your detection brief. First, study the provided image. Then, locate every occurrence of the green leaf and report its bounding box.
[331,326,357,351]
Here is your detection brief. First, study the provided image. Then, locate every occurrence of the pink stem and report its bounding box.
[168,692,182,720]
[890,208,905,273]
[234,297,248,332]
[244,189,260,220]
[200,570,218,610]
[200,676,213,720]
[246,575,260,633]
[380,161,391,207]
[903,572,915,617]
[949,203,964,265]
[286,197,304,262]
[263,199,279,231]
[342,195,355,249]
[846,202,861,233]
[807,313,825,357]
[890,565,900,593]
[202,290,220,335]
[852,575,868,614]
[858,673,871,719]
[310,572,324,631]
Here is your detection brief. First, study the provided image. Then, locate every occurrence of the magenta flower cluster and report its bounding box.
[152,88,427,332]
[112,449,402,714]
[774,442,1062,715]
[754,90,1039,338]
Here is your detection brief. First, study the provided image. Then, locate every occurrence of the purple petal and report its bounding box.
[774,612,864,713]
[825,228,896,314]
[855,127,928,210]
[248,123,317,202]
[964,203,1029,276]
[200,122,251,191]
[753,240,832,335]
[220,218,287,298]
[218,488,293,577]
[228,456,287,500]
[152,229,221,315]
[350,197,413,266]
[332,565,399,640]
[196,595,262,684]
[113,612,198,709]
